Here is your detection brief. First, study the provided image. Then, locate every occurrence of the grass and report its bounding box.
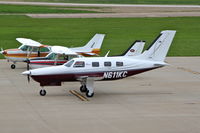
[0,0,200,5]
[0,15,200,59]
[0,4,99,13]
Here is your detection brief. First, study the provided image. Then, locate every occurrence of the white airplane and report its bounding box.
[27,46,81,69]
[28,40,145,69]
[22,30,176,97]
[0,34,105,69]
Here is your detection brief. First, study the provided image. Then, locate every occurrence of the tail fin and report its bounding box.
[122,40,145,56]
[136,30,176,61]
[83,34,105,49]
[70,34,105,55]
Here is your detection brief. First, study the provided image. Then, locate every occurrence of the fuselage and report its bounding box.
[24,57,166,86]
[2,45,50,62]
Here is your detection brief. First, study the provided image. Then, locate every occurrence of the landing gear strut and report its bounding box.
[40,89,46,96]
[11,64,16,69]
[80,78,94,98]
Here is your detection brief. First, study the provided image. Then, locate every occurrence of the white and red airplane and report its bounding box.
[22,30,176,97]
[28,40,145,69]
[0,34,105,69]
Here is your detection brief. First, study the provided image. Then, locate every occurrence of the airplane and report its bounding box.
[28,40,145,69]
[0,34,105,69]
[28,46,81,69]
[22,30,176,98]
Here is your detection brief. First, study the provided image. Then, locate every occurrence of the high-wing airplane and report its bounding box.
[0,34,105,69]
[22,30,176,98]
[28,46,81,69]
[28,40,145,69]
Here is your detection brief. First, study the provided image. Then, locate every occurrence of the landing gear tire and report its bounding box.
[86,90,94,98]
[80,85,87,92]
[11,64,15,69]
[40,90,46,96]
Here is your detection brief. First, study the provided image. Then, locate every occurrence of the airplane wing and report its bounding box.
[16,38,44,47]
[51,46,78,55]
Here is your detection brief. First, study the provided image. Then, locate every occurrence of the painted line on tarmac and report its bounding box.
[69,90,89,101]
[176,67,200,75]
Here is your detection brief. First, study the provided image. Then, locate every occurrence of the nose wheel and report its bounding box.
[11,64,16,69]
[80,85,87,92]
[86,90,94,97]
[40,89,46,96]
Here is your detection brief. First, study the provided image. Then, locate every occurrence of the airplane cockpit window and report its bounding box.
[47,53,56,60]
[104,61,111,67]
[64,60,74,67]
[19,45,29,51]
[92,62,99,67]
[73,61,85,68]
[116,62,123,67]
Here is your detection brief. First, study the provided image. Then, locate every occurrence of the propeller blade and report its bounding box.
[28,74,30,83]
[0,47,3,54]
[26,59,30,70]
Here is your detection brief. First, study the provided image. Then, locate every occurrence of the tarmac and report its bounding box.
[0,57,200,133]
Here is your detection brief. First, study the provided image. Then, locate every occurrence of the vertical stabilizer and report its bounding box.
[136,30,176,61]
[122,40,145,56]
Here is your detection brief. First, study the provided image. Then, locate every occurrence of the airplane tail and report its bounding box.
[136,30,176,62]
[122,40,145,57]
[70,34,105,55]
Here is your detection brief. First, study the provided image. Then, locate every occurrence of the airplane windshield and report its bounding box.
[64,60,74,67]
[47,53,56,60]
[19,45,29,51]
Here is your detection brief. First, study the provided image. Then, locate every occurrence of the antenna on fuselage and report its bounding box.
[105,51,110,57]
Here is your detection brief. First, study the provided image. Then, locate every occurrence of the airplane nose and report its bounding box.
[1,50,7,55]
[22,71,31,75]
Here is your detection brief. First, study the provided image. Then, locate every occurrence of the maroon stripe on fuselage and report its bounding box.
[30,61,67,65]
[31,67,161,86]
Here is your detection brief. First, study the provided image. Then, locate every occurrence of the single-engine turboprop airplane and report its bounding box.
[22,30,176,98]
[28,40,145,69]
[0,34,105,69]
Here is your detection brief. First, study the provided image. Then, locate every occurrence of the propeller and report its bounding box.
[27,59,30,70]
[28,73,30,83]
[24,58,30,70]
[22,70,31,83]
[0,47,4,54]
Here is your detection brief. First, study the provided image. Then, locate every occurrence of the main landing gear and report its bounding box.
[39,89,46,96]
[80,78,94,98]
[11,64,16,69]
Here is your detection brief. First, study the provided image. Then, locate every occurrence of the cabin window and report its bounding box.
[116,62,123,67]
[40,47,50,52]
[68,55,78,60]
[64,60,74,67]
[92,62,99,67]
[32,47,39,52]
[73,61,85,68]
[104,61,111,67]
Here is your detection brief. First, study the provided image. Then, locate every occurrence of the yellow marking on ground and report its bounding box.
[177,67,200,75]
[69,90,89,101]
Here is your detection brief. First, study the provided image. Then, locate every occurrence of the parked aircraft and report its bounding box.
[28,46,81,69]
[22,30,176,97]
[0,34,105,69]
[28,40,145,69]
